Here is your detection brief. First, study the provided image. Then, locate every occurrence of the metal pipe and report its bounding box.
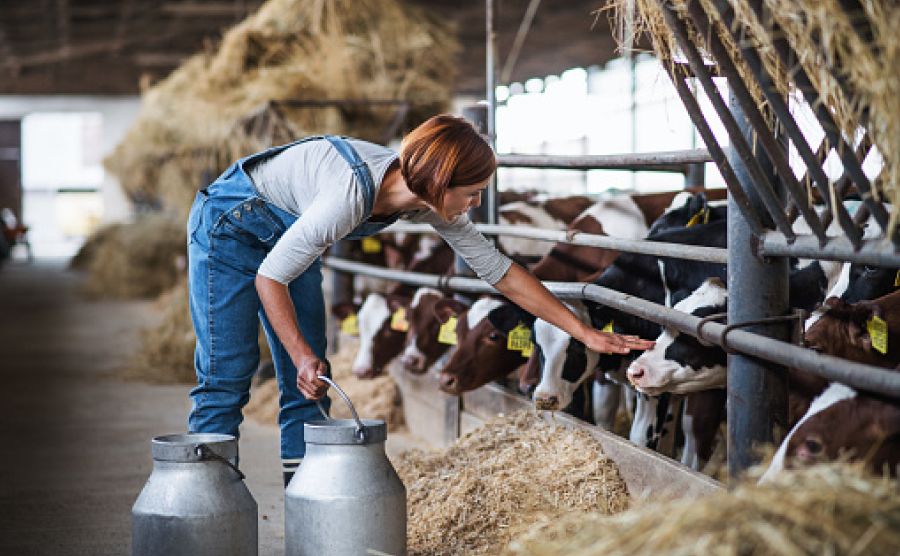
[661,62,765,236]
[725,79,790,476]
[497,149,711,172]
[322,257,900,398]
[683,0,828,245]
[485,0,498,226]
[761,10,890,235]
[658,0,796,241]
[758,232,900,267]
[709,0,862,248]
[382,222,729,263]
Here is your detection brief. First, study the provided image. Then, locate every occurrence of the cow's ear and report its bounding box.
[487,304,535,332]
[385,294,411,312]
[434,299,467,324]
[331,301,359,320]
[823,296,843,310]
[847,320,870,349]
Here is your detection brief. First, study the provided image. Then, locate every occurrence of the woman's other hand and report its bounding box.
[295,354,329,400]
[583,328,655,355]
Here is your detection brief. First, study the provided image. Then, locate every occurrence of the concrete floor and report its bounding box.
[0,259,424,555]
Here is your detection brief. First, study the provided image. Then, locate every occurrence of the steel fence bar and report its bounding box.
[684,0,827,245]
[497,149,710,172]
[759,10,891,236]
[322,258,900,397]
[787,138,831,224]
[382,222,729,264]
[710,0,862,249]
[758,232,900,268]
[662,67,765,236]
[658,0,796,241]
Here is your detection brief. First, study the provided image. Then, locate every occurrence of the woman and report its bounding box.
[186,114,654,485]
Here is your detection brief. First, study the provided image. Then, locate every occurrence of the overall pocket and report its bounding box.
[215,197,287,250]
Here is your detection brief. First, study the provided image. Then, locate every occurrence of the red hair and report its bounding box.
[399,114,496,213]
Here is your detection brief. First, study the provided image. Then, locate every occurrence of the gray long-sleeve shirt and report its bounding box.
[247,138,512,285]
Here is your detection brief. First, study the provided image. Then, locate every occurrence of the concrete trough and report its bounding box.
[389,364,722,500]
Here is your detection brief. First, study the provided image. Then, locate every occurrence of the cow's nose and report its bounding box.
[534,394,560,411]
[352,366,376,379]
[627,364,645,383]
[400,353,424,372]
[439,373,457,392]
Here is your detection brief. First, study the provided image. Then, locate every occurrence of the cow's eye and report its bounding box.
[803,437,823,455]
[488,332,502,342]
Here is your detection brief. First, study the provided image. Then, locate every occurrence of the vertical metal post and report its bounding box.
[685,163,705,189]
[727,89,789,478]
[484,0,499,226]
[328,241,354,354]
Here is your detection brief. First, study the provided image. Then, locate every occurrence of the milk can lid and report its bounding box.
[151,433,238,462]
[304,419,387,445]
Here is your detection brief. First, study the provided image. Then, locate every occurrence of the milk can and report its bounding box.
[132,433,258,556]
[285,376,406,556]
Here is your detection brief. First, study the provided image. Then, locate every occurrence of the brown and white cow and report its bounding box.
[804,289,900,369]
[762,383,900,480]
[398,287,458,374]
[433,297,534,395]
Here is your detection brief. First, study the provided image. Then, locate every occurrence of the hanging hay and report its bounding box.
[105,0,457,217]
[603,0,900,232]
[126,279,274,384]
[75,212,186,299]
[503,463,900,556]
[244,336,405,429]
[395,411,630,556]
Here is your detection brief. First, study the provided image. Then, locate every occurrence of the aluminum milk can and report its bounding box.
[285,376,406,556]
[132,433,258,556]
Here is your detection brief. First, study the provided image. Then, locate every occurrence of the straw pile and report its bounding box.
[105,0,457,216]
[605,0,900,231]
[395,411,630,556]
[74,213,186,299]
[244,336,404,428]
[503,463,900,556]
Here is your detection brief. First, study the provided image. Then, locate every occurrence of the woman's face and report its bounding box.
[440,179,490,221]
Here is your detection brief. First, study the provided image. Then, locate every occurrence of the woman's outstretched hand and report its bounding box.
[296,354,329,400]
[583,328,655,355]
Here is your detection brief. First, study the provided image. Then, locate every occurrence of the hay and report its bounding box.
[604,0,900,232]
[395,411,630,556]
[75,212,186,299]
[245,336,405,429]
[105,0,457,216]
[503,463,900,556]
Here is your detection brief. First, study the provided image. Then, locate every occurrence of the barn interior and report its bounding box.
[1,1,898,555]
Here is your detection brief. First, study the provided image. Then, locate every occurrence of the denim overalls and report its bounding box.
[186,136,399,470]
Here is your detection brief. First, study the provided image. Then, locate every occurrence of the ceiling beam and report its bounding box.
[133,52,192,67]
[161,2,258,17]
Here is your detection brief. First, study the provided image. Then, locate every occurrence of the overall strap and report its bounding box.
[324,135,376,218]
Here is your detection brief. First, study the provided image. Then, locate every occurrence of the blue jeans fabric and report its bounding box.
[186,135,398,461]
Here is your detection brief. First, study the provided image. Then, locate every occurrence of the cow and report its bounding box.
[434,297,534,395]
[497,197,593,264]
[398,287,459,374]
[805,289,900,369]
[761,383,900,480]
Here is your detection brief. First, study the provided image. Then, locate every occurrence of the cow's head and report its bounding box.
[804,295,897,367]
[349,292,410,379]
[627,278,728,395]
[436,298,534,395]
[399,287,458,374]
[784,394,900,475]
[532,301,599,412]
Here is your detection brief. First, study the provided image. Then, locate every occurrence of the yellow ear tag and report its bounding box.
[438,316,458,345]
[361,237,382,254]
[894,269,900,287]
[507,322,532,352]
[867,315,888,355]
[520,342,534,358]
[390,307,410,332]
[686,207,709,227]
[341,314,359,336]
[601,320,615,333]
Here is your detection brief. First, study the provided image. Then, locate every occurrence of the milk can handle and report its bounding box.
[315,374,368,443]
[194,443,246,480]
